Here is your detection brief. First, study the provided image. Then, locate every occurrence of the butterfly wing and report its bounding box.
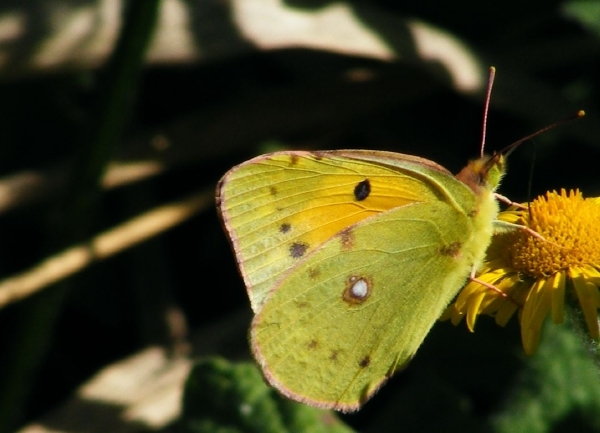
[251,196,483,411]
[217,150,459,312]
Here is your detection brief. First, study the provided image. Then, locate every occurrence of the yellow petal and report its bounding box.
[521,278,552,355]
[495,302,519,327]
[581,265,600,288]
[570,267,600,339]
[549,272,566,324]
[491,277,523,326]
[466,291,487,331]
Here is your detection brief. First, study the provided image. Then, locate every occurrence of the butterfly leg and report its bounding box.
[493,220,563,249]
[494,193,527,209]
[468,268,521,307]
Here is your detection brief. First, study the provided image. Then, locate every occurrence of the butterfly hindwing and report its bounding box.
[251,192,479,411]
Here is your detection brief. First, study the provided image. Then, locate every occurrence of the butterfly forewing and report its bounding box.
[218,150,464,312]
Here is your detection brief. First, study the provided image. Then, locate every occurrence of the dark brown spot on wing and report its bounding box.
[280,223,291,233]
[342,276,371,305]
[308,268,320,279]
[270,186,278,196]
[307,339,318,350]
[440,241,462,258]
[290,242,309,258]
[354,179,371,201]
[329,350,340,362]
[294,300,309,308]
[359,356,371,368]
[289,154,299,166]
[340,228,355,250]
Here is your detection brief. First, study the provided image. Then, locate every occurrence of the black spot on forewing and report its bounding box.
[279,223,291,233]
[290,242,309,258]
[359,356,371,368]
[354,179,371,201]
[269,186,278,196]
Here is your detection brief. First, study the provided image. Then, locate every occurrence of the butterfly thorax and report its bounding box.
[455,154,505,272]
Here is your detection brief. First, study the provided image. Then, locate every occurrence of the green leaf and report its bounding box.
[562,1,600,38]
[181,357,355,433]
[489,318,600,433]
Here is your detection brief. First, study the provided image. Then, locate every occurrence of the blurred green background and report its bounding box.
[1,0,599,432]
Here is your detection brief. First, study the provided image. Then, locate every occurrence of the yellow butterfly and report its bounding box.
[216,68,569,412]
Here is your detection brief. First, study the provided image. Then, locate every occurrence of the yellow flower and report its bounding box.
[443,189,600,355]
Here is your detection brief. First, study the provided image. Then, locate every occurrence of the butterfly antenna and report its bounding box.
[501,110,586,157]
[526,144,536,219]
[479,66,496,158]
